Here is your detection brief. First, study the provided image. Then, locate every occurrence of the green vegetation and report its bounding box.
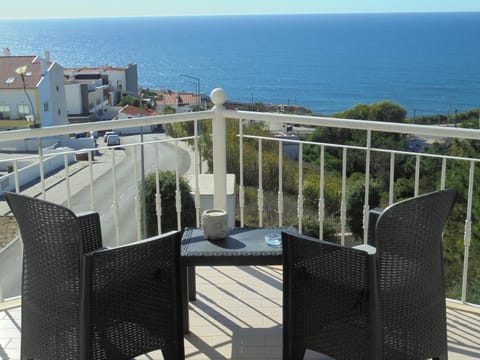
[143,170,196,236]
[118,94,141,108]
[164,101,480,303]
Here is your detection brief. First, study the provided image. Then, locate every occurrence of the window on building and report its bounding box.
[43,102,49,112]
[0,105,10,119]
[17,104,31,118]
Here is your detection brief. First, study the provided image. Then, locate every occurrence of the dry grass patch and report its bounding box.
[0,216,18,249]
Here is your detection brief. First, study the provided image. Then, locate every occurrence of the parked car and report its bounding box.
[105,134,120,146]
[103,131,116,142]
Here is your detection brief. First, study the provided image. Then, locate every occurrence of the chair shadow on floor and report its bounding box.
[185,265,283,359]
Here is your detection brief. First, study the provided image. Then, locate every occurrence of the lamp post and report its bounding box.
[179,74,203,173]
[179,74,201,110]
[122,90,147,238]
[139,96,147,238]
[15,65,38,127]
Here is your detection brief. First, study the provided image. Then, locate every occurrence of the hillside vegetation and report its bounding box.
[165,101,480,303]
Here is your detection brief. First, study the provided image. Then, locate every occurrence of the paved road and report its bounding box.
[0,134,195,298]
[68,133,191,246]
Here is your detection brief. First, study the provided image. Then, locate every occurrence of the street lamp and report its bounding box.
[179,74,201,110]
[15,65,38,127]
[121,90,147,238]
[179,74,203,173]
[139,95,147,238]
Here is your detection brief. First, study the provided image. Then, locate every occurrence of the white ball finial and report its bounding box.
[210,88,227,105]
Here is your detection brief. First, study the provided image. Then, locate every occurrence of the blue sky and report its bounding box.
[2,0,480,19]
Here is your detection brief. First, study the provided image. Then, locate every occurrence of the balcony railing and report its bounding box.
[0,88,479,308]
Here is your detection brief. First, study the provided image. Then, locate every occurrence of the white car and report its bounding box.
[103,131,116,143]
[105,134,120,146]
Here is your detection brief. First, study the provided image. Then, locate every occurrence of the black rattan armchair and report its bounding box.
[5,192,184,360]
[282,189,456,360]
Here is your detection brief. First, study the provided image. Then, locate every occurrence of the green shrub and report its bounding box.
[346,179,381,238]
[144,170,196,236]
[303,173,342,216]
[285,214,339,243]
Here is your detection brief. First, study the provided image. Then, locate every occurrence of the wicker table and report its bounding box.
[180,227,283,333]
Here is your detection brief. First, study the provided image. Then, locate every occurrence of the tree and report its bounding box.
[144,170,196,236]
[163,105,176,115]
[346,179,382,239]
[368,101,407,123]
[119,94,140,107]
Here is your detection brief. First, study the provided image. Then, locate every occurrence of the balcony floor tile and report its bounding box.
[1,266,479,359]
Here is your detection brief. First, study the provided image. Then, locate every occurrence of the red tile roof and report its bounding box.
[156,92,200,106]
[0,56,51,90]
[119,104,158,117]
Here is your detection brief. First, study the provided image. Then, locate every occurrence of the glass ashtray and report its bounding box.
[265,232,282,247]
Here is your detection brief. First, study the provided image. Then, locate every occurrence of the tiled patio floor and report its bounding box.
[1,266,479,359]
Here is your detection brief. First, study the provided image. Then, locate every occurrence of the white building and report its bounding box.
[0,49,68,128]
[155,90,201,113]
[64,64,138,120]
[115,104,159,134]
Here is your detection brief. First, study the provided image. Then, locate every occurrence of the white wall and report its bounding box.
[38,62,68,127]
[186,174,236,228]
[0,136,94,153]
[60,137,96,149]
[0,89,34,120]
[0,150,76,194]
[0,61,67,127]
[116,112,154,134]
[88,85,104,113]
[65,83,83,114]
[107,71,126,91]
[0,138,43,152]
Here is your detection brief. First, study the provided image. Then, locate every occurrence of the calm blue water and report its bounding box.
[1,13,479,116]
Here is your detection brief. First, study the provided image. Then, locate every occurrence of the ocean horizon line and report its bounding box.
[2,11,480,21]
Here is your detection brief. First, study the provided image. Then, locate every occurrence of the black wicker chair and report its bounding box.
[5,192,185,360]
[282,189,456,360]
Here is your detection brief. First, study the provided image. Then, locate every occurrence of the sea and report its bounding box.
[1,12,479,116]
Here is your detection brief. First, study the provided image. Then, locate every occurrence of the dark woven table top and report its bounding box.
[181,227,284,266]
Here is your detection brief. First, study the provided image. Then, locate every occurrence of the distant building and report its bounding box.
[0,48,68,127]
[64,63,138,122]
[273,131,300,161]
[115,104,159,134]
[156,90,200,113]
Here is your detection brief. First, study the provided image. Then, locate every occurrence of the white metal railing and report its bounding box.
[0,88,478,307]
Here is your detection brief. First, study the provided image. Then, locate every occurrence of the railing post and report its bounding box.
[210,88,227,210]
[258,139,264,227]
[363,130,371,244]
[462,160,474,303]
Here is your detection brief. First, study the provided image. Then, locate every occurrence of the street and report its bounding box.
[67,133,191,247]
[0,133,193,298]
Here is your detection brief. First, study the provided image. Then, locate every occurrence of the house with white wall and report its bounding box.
[156,90,201,113]
[115,104,159,134]
[64,64,138,120]
[64,77,106,122]
[0,49,68,128]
